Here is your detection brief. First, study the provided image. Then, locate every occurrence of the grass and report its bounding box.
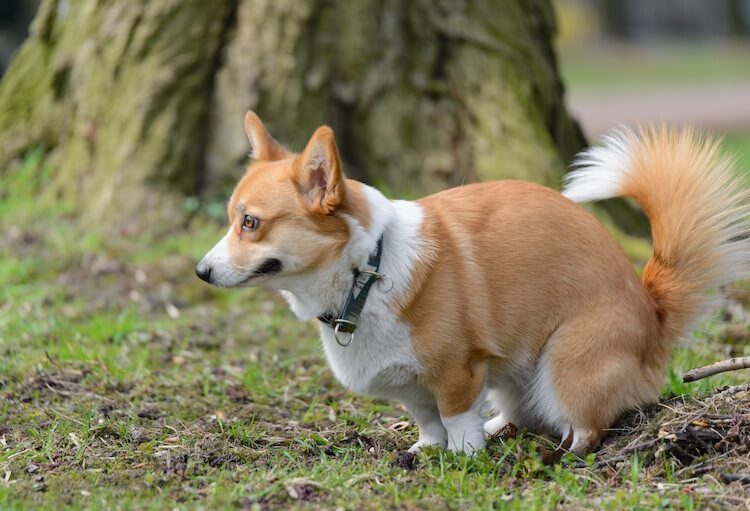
[722,131,750,179]
[1,153,749,510]
[558,42,750,92]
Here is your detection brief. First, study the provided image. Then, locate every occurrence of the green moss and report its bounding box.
[0,41,55,163]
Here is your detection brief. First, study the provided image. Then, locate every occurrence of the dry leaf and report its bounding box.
[388,421,411,431]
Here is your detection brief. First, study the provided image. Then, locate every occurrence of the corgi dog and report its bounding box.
[196,111,749,454]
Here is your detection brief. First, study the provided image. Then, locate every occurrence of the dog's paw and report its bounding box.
[446,436,485,455]
[407,438,447,453]
[483,413,510,438]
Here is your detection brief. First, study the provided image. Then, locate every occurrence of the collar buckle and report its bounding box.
[317,235,385,348]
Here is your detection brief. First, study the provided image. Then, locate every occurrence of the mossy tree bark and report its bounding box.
[0,0,601,230]
[207,0,585,196]
[0,0,235,226]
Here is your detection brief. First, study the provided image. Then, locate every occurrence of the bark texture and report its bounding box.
[0,0,586,227]
[207,0,585,195]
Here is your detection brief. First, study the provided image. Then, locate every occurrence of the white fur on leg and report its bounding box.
[569,427,598,455]
[405,402,448,452]
[441,390,487,454]
[442,412,486,454]
[483,413,510,438]
[482,386,521,438]
[525,351,568,437]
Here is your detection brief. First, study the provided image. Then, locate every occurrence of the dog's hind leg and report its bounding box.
[483,387,522,437]
[540,303,661,454]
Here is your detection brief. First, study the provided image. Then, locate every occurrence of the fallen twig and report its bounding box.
[43,383,117,404]
[572,437,662,468]
[683,357,750,382]
[720,473,750,484]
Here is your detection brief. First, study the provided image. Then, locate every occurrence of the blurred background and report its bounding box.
[556,0,750,170]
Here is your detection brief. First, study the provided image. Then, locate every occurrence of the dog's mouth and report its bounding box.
[241,258,283,284]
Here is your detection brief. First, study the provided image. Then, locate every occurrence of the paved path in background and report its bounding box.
[566,81,750,136]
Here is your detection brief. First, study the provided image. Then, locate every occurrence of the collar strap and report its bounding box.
[318,235,384,347]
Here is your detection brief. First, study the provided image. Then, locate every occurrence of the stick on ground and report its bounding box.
[720,473,750,485]
[683,357,750,383]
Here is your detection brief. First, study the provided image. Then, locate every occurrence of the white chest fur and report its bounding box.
[318,196,427,398]
[319,314,417,396]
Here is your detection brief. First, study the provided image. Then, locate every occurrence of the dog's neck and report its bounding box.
[277,184,397,321]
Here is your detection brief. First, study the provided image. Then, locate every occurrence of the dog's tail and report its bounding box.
[563,126,750,342]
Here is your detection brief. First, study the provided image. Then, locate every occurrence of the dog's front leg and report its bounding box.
[402,396,448,452]
[441,400,487,454]
[434,360,488,454]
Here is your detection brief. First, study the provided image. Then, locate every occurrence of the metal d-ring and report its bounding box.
[378,274,394,292]
[333,320,357,347]
[361,270,394,293]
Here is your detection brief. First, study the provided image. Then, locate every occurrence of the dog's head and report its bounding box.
[196,112,368,288]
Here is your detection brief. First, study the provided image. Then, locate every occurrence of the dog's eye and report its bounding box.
[242,215,260,231]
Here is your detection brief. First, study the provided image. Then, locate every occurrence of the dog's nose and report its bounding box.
[195,264,212,283]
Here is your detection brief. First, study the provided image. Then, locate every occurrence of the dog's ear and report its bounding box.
[244,111,291,161]
[294,126,346,214]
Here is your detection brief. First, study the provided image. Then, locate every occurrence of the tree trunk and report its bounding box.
[0,0,588,229]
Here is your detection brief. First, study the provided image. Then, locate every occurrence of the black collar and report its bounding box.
[317,235,384,347]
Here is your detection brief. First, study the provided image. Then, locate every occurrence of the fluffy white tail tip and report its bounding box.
[562,128,635,203]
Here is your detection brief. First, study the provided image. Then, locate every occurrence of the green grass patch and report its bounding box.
[722,131,750,178]
[560,42,750,91]
[0,152,747,509]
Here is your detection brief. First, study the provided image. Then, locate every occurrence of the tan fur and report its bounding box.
[244,111,292,161]
[399,182,658,428]
[624,127,747,343]
[292,126,347,215]
[341,179,371,231]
